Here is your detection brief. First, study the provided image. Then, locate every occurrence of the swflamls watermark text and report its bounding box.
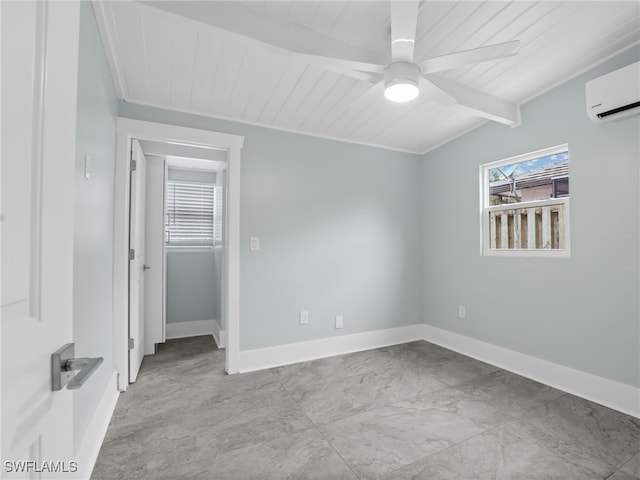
[4,460,78,473]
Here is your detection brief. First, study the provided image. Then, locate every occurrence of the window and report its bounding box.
[165,181,217,247]
[552,176,569,198]
[480,144,570,257]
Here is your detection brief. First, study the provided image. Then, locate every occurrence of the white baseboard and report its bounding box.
[166,319,214,339]
[74,370,119,479]
[212,319,226,349]
[423,324,640,419]
[238,324,424,373]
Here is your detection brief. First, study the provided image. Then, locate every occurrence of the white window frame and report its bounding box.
[479,144,571,258]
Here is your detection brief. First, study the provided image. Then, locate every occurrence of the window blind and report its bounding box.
[165,182,215,246]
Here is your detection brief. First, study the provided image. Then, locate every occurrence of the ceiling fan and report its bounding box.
[147,0,522,126]
[289,1,521,126]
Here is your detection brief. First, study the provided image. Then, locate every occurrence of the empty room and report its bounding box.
[1,1,639,479]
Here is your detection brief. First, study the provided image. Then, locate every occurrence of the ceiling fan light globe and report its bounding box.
[384,81,419,102]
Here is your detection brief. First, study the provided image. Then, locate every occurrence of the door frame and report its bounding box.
[113,118,243,390]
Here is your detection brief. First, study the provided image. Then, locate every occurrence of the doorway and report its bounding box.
[113,118,243,391]
[144,147,227,351]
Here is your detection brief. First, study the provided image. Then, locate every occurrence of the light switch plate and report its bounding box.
[84,154,91,180]
[250,237,260,251]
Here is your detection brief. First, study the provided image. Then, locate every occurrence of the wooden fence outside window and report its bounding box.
[487,200,567,250]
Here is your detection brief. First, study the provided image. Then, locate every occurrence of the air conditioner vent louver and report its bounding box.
[597,101,640,119]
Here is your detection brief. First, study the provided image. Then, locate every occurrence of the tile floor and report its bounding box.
[92,336,640,480]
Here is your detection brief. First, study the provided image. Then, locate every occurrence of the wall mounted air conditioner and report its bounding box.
[585,61,640,123]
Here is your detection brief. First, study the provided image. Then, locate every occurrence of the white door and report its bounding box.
[1,0,80,476]
[128,140,147,382]
[143,156,166,355]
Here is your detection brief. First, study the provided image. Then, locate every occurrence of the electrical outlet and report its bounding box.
[299,311,309,325]
[458,306,466,319]
[335,315,344,329]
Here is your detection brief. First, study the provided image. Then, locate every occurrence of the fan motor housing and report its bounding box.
[384,61,420,90]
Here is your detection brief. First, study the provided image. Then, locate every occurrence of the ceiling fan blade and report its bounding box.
[291,53,385,77]
[145,1,385,67]
[418,77,457,105]
[304,64,381,84]
[337,70,382,85]
[390,0,419,62]
[419,40,520,74]
[425,75,521,126]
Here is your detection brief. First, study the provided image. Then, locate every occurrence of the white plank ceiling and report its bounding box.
[94,1,640,153]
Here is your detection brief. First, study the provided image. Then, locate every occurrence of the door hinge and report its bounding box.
[130,158,137,172]
[128,338,135,350]
[129,248,135,260]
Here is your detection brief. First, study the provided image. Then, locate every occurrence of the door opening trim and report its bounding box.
[113,118,244,390]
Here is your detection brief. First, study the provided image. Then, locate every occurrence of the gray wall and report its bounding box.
[421,47,640,387]
[73,2,118,450]
[118,101,424,350]
[238,132,423,350]
[166,250,217,324]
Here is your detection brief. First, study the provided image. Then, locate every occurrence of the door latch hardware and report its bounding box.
[51,343,103,391]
